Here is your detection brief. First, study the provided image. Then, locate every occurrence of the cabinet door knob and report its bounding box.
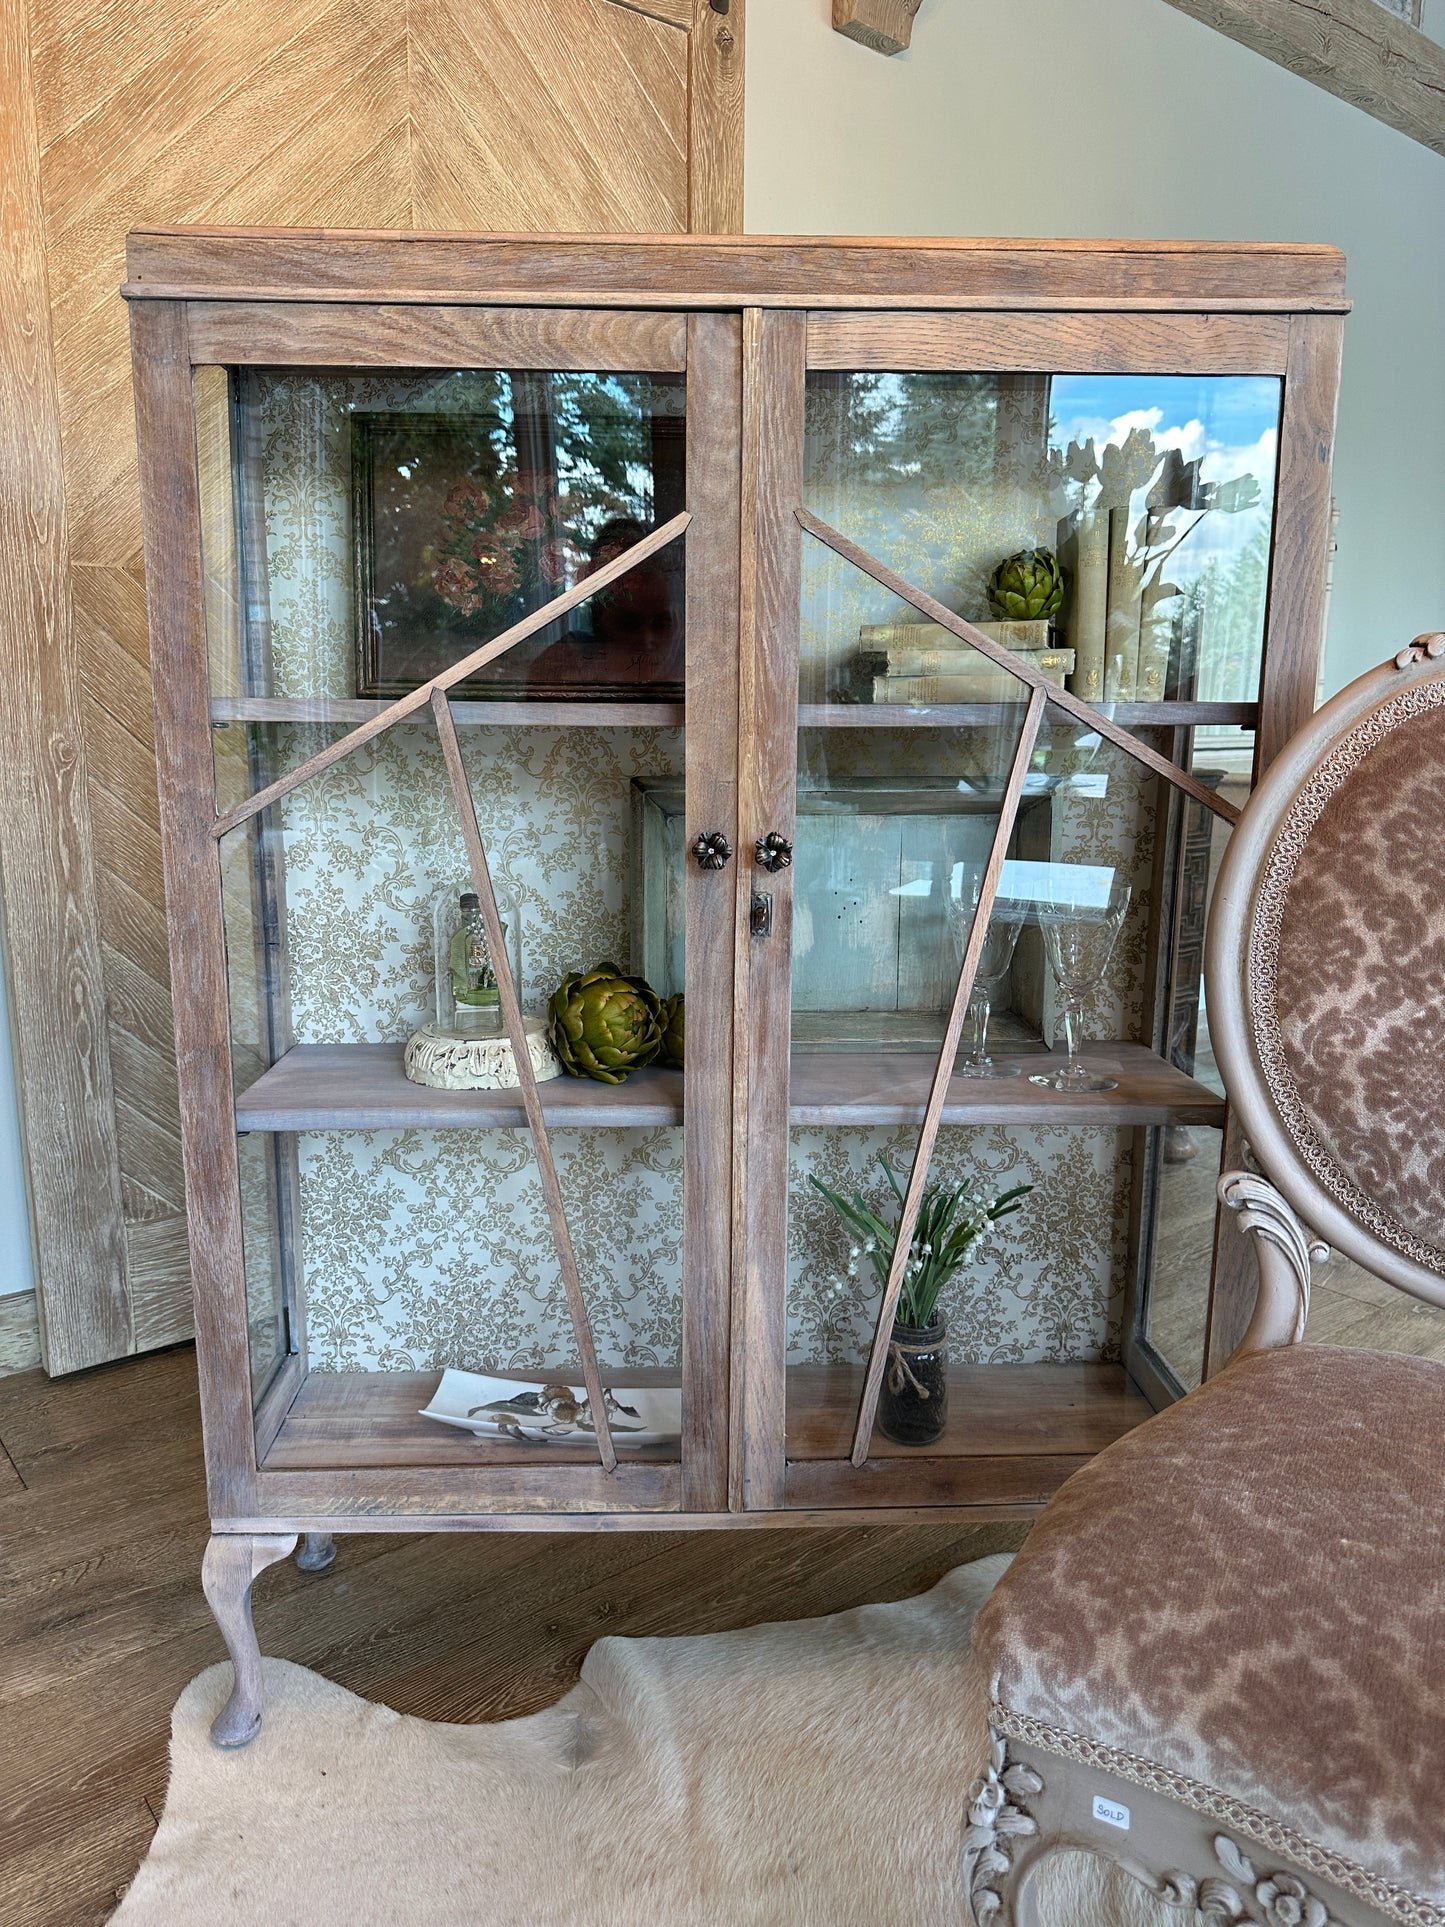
[691,830,733,871]
[754,832,793,873]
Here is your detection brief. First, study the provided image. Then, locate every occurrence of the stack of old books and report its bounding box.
[848,618,1074,705]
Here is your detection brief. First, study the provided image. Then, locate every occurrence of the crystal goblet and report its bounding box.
[945,867,1025,1080]
[1028,876,1132,1094]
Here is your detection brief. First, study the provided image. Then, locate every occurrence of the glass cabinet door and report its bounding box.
[191,313,739,1514]
[738,312,1287,1509]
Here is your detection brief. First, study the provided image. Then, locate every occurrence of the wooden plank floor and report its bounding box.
[0,1345,1029,1926]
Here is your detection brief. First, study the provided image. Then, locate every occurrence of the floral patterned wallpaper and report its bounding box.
[230,371,1156,1388]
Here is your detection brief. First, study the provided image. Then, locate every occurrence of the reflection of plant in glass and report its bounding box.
[432,479,585,622]
[1062,430,1262,661]
[809,1155,1031,1330]
[423,372,662,628]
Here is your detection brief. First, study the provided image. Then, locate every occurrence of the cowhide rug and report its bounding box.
[113,1554,1181,1925]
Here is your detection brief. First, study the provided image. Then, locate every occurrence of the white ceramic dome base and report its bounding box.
[402,1018,562,1091]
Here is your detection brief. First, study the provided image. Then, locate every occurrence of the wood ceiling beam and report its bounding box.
[1158,0,1445,158]
[832,0,922,57]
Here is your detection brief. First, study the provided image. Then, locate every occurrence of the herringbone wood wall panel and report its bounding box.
[2,0,740,1372]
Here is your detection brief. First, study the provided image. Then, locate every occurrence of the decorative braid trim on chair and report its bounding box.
[990,1705,1445,1927]
[1248,674,1445,1277]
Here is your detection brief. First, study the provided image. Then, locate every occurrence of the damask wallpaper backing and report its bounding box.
[230,371,1154,1382]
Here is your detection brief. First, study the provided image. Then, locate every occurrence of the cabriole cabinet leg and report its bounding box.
[201,1533,299,1748]
[295,1532,337,1573]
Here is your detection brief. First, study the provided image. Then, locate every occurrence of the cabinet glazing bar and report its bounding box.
[430,687,617,1473]
[795,509,1240,827]
[850,688,1048,1463]
[211,511,692,840]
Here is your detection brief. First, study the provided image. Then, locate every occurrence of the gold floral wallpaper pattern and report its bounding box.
[223,370,1159,1384]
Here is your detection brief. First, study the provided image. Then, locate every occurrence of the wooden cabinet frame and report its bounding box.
[126,234,1346,1557]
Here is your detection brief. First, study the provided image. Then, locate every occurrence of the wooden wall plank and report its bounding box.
[122,1215,193,1349]
[687,0,744,233]
[101,944,174,1056]
[410,0,688,231]
[89,789,167,914]
[96,868,172,992]
[0,0,127,1374]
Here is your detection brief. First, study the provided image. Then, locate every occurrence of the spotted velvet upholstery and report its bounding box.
[1252,684,1445,1275]
[972,1345,1445,1921]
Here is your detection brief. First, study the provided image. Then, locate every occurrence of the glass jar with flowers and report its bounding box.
[809,1158,1032,1446]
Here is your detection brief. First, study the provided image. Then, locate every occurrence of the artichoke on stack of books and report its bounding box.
[548,964,665,1084]
[658,993,684,1068]
[986,547,1065,623]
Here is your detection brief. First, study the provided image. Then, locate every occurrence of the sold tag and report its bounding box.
[1092,1795,1130,1831]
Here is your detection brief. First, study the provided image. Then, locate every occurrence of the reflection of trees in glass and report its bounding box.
[1055,429,1264,702]
[1167,525,1272,702]
[425,372,666,631]
[806,371,1001,492]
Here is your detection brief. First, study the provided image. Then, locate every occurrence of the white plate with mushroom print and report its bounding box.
[420,1370,682,1446]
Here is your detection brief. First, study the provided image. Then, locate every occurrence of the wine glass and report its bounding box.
[945,865,1025,1080]
[1028,873,1132,1093]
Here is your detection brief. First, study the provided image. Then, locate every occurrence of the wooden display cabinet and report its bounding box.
[125,231,1345,1743]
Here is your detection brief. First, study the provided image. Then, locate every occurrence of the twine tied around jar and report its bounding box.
[887,1333,937,1400]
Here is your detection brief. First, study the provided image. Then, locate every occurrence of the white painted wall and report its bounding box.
[0,922,35,1297]
[745,0,1445,696]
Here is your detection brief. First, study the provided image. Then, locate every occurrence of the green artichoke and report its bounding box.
[548,963,664,1084]
[658,993,684,1069]
[986,547,1064,622]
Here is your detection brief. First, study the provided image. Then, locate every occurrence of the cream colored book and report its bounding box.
[869,651,1074,704]
[1060,507,1107,704]
[858,617,1053,662]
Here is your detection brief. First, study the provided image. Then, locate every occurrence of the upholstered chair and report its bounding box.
[966,638,1445,1927]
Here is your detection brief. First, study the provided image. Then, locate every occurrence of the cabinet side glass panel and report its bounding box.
[198,364,690,1482]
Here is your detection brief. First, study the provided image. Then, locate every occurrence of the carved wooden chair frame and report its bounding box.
[962,634,1445,1927]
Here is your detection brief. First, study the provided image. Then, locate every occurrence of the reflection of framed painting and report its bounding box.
[351,408,686,702]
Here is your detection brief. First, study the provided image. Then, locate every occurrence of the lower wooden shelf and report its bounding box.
[235,1041,1223,1131]
[259,1361,1151,1494]
[782,1361,1153,1510]
[263,1369,682,1470]
[785,1361,1151,1460]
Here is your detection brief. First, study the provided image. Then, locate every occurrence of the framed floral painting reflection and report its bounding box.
[351,385,685,702]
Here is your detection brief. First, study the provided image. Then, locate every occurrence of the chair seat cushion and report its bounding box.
[971,1344,1445,1918]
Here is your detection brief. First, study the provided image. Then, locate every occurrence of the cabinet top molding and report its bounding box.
[123,230,1348,313]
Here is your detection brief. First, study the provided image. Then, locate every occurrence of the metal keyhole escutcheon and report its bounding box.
[754,832,793,873]
[691,830,733,871]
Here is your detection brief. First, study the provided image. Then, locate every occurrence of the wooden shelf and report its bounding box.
[211,697,685,728]
[236,1044,684,1130]
[259,1361,1149,1474]
[799,701,1258,730]
[788,1043,1223,1126]
[235,1040,1222,1132]
[213,696,1250,732]
[263,1368,682,1470]
[787,1361,1150,1459]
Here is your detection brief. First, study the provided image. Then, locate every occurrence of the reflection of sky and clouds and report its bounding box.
[1050,375,1281,576]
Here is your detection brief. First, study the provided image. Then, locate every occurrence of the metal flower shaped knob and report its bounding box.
[691,830,733,871]
[754,832,793,873]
